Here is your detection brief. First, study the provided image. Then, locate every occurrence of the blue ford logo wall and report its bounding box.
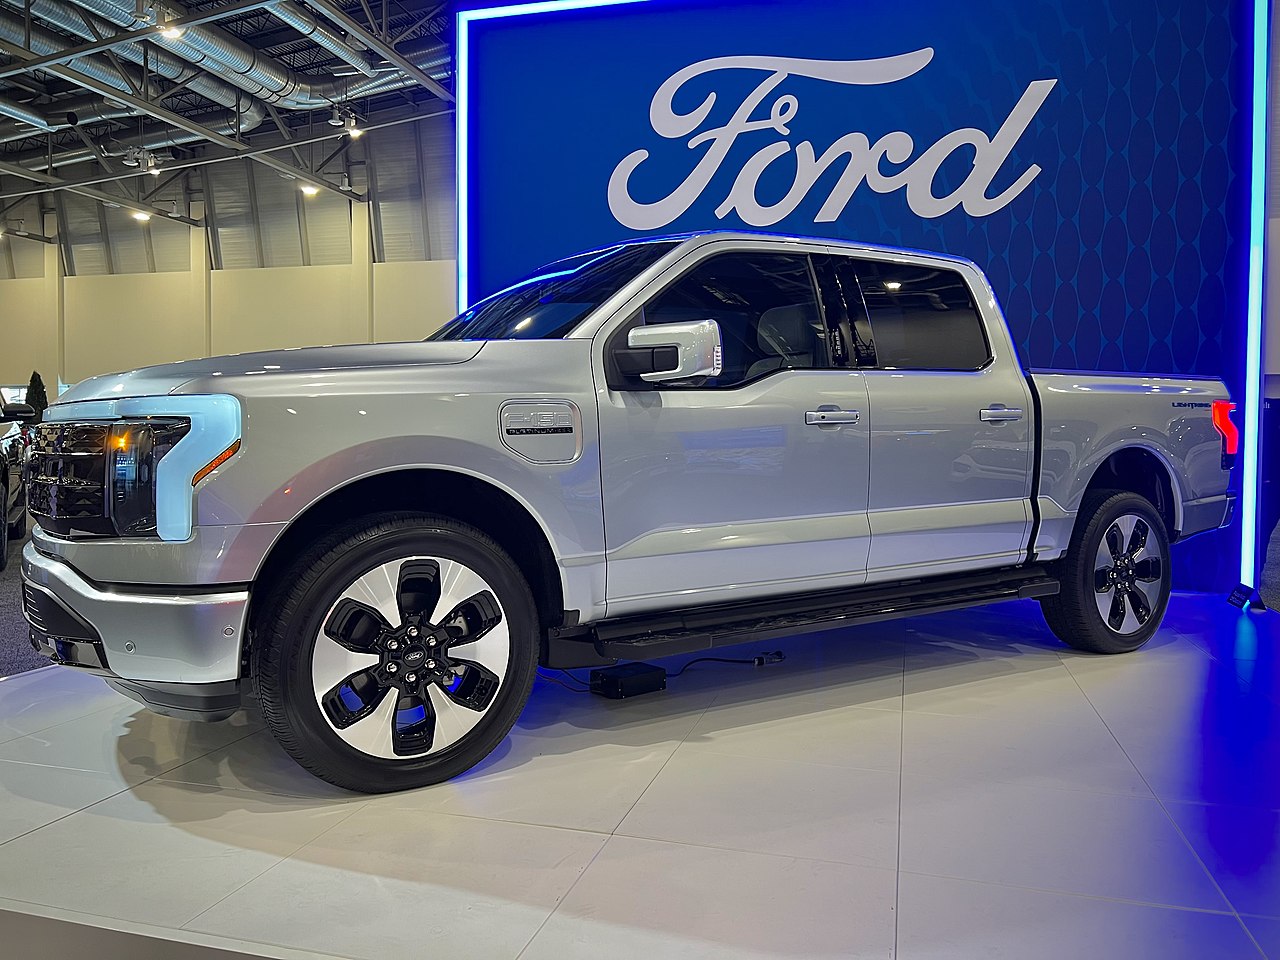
[458,0,1264,589]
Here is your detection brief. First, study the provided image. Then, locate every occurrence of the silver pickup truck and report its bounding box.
[14,232,1237,792]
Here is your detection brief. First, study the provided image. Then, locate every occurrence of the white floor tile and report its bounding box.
[681,628,906,712]
[1164,800,1280,919]
[0,668,124,744]
[617,750,899,868]
[1093,701,1280,809]
[155,730,367,802]
[365,678,714,833]
[901,710,1151,798]
[0,701,259,786]
[899,774,1229,910]
[680,697,901,771]
[897,872,1260,960]
[0,758,129,844]
[520,835,897,960]
[0,780,359,927]
[186,805,607,960]
[903,652,1103,727]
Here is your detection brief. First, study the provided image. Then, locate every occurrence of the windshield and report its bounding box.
[430,241,678,341]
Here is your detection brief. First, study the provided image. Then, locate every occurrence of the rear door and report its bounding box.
[817,251,1035,581]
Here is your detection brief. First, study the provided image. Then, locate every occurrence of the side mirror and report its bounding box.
[0,403,36,424]
[616,319,723,384]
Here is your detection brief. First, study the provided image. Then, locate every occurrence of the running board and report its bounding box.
[591,568,1060,661]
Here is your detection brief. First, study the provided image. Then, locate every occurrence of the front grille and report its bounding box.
[27,422,113,537]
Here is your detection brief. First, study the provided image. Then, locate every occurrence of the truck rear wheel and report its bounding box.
[1040,491,1171,654]
[252,513,538,793]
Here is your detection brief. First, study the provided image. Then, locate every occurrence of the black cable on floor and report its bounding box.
[537,669,591,693]
[667,651,785,678]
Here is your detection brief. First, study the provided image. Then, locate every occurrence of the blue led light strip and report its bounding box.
[455,0,653,313]
[1242,0,1271,588]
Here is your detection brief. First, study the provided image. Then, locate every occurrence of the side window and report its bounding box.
[644,252,831,387]
[851,259,991,370]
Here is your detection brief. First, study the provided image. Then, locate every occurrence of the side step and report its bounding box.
[591,567,1060,661]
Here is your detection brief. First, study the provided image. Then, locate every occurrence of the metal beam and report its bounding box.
[263,104,306,167]
[0,158,203,225]
[362,135,384,262]
[391,4,444,45]
[199,165,222,270]
[0,39,249,152]
[412,118,432,260]
[0,0,283,80]
[294,181,310,265]
[95,200,114,274]
[243,158,265,267]
[52,191,74,275]
[315,137,352,173]
[297,0,453,102]
[142,169,185,201]
[0,108,452,202]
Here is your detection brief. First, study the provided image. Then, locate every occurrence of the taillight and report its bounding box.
[1212,399,1239,469]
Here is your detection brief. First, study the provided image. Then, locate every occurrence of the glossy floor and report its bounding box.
[0,594,1277,959]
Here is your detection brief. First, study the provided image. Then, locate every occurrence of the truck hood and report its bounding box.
[55,341,484,405]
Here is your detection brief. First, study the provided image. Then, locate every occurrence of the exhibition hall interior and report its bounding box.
[1,0,1280,957]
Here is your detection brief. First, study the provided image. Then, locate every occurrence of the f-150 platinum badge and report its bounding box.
[499,400,582,463]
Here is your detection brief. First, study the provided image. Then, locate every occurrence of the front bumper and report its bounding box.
[20,541,248,686]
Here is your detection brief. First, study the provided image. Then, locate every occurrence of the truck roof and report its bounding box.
[586,230,982,271]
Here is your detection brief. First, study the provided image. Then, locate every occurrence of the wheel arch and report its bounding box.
[245,468,567,659]
[1080,443,1182,539]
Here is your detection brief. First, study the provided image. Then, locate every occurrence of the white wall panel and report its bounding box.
[63,272,204,383]
[0,274,57,385]
[211,265,365,354]
[372,260,456,342]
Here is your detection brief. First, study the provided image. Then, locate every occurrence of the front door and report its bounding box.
[595,247,871,618]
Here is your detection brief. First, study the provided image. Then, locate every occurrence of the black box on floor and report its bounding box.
[589,662,667,699]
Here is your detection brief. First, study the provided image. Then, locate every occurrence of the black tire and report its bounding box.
[1041,490,1171,654]
[252,512,539,793]
[9,504,25,540]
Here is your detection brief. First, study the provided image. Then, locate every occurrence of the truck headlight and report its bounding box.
[109,419,191,536]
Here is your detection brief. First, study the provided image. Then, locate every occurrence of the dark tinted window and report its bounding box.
[852,260,990,370]
[812,254,878,368]
[644,252,829,387]
[430,241,677,341]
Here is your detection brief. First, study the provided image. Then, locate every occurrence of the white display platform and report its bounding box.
[0,596,1275,960]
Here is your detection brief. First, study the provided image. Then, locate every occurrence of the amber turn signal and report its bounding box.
[192,439,241,486]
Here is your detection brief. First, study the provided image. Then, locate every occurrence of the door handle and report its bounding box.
[980,407,1024,423]
[806,409,860,425]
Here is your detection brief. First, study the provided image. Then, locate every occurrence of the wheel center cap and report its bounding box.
[401,646,427,667]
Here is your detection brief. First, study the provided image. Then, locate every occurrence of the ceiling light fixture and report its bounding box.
[327,106,345,127]
[300,183,320,196]
[131,211,151,222]
[344,113,363,138]
[160,22,184,38]
[339,173,352,191]
[145,152,161,176]
[120,146,142,168]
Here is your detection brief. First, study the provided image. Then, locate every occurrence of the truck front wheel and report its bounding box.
[1040,491,1171,654]
[252,513,538,793]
